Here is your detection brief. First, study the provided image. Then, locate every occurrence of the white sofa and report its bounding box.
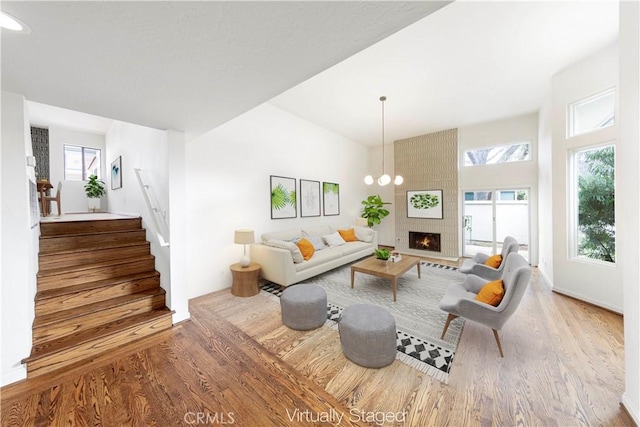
[250,225,378,287]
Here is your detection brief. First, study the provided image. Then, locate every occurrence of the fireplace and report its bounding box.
[409,232,441,252]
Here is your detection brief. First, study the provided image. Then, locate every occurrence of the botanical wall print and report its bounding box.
[407,190,443,219]
[270,175,297,219]
[111,156,122,190]
[322,182,340,216]
[300,179,321,217]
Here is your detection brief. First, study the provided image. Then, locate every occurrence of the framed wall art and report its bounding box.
[300,179,321,217]
[407,189,443,219]
[111,156,122,190]
[322,182,340,216]
[270,175,297,219]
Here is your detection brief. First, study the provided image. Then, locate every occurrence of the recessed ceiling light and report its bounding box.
[1,11,31,34]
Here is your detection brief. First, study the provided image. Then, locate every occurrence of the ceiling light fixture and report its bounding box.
[1,11,31,34]
[364,96,403,186]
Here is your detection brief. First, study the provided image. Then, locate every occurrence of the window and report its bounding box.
[64,145,101,181]
[464,142,530,167]
[571,144,615,263]
[568,88,615,138]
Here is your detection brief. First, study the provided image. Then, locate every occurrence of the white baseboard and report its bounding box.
[1,365,26,387]
[621,393,639,425]
[172,309,191,324]
[552,287,623,314]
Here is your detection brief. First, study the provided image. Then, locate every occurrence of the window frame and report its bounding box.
[463,140,532,168]
[63,144,102,181]
[568,142,616,266]
[567,87,616,139]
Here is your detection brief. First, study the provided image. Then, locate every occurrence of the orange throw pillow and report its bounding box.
[338,228,357,242]
[475,280,505,306]
[296,238,315,261]
[484,254,502,268]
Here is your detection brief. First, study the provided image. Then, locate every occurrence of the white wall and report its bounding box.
[618,0,640,422]
[105,121,189,322]
[537,85,554,285]
[550,43,621,313]
[48,127,106,213]
[458,113,539,263]
[1,92,39,385]
[368,143,397,247]
[185,102,371,298]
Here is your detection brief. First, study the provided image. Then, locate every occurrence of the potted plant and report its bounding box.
[361,194,391,227]
[84,174,106,212]
[374,248,391,261]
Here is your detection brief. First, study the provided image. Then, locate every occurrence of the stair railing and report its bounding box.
[134,168,170,247]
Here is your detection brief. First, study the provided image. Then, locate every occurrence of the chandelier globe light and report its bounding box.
[365,96,403,186]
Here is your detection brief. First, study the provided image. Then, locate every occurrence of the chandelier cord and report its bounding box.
[381,96,385,174]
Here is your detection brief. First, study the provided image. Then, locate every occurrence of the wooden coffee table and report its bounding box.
[350,255,421,302]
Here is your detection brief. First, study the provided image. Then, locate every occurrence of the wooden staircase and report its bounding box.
[23,216,174,378]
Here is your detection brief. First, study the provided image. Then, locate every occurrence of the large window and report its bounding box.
[572,144,615,263]
[568,88,615,138]
[64,145,101,181]
[464,142,530,167]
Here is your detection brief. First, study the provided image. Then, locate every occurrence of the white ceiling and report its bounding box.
[271,1,620,146]
[1,1,447,137]
[2,2,619,146]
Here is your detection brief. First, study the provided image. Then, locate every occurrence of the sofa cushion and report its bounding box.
[306,235,326,251]
[341,241,372,256]
[323,231,346,247]
[302,225,334,238]
[262,229,302,243]
[295,247,342,272]
[263,239,304,263]
[338,228,357,242]
[353,226,374,243]
[475,280,504,306]
[484,254,503,268]
[296,238,315,261]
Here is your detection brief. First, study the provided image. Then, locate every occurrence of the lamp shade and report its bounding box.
[355,217,368,227]
[234,229,255,245]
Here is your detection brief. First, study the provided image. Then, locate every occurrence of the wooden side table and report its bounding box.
[230,263,261,297]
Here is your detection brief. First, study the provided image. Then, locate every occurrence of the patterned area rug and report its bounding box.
[260,261,466,383]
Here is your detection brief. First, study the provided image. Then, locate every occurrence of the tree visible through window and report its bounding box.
[575,145,615,263]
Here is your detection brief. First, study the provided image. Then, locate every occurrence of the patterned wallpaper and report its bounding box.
[394,128,459,258]
[31,126,50,181]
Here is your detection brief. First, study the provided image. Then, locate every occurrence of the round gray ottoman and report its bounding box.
[339,304,396,368]
[280,284,327,330]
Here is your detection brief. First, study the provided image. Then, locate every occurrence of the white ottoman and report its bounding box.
[280,284,327,330]
[339,304,397,368]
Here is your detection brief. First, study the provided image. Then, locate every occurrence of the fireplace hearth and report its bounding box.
[409,232,441,252]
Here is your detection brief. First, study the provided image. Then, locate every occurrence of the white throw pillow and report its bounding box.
[302,225,334,238]
[354,226,374,243]
[323,231,346,247]
[263,239,304,263]
[306,235,326,251]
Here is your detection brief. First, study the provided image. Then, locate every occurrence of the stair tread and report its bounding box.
[38,254,155,277]
[34,289,166,328]
[40,228,143,241]
[26,309,174,362]
[36,271,160,300]
[39,241,149,258]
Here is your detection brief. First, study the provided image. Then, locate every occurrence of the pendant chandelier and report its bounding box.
[364,96,403,186]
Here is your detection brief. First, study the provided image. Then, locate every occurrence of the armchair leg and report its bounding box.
[441,314,458,339]
[492,329,504,357]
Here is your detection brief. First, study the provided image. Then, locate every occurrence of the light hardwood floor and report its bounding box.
[1,259,634,426]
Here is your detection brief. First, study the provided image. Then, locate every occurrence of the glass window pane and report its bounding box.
[64,145,83,180]
[464,142,530,167]
[569,88,615,137]
[575,145,615,263]
[84,148,101,180]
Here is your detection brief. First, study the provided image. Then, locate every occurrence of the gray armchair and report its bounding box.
[439,252,531,357]
[459,236,519,280]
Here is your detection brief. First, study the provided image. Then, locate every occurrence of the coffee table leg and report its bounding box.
[417,262,421,278]
[351,268,355,289]
[392,278,397,302]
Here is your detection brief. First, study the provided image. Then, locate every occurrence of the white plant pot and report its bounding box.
[88,197,101,212]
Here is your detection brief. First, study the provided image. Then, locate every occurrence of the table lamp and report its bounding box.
[234,229,255,267]
[355,217,369,227]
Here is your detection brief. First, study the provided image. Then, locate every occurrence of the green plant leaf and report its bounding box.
[271,184,289,211]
